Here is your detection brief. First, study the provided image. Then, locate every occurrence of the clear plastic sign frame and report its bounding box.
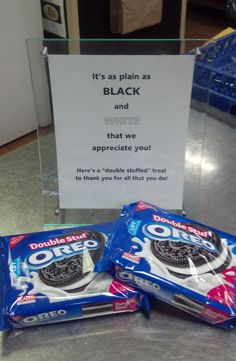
[27,38,214,228]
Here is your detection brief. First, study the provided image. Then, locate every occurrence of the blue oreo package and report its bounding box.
[98,201,236,328]
[0,223,147,330]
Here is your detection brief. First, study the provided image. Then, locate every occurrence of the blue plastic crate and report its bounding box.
[192,32,236,114]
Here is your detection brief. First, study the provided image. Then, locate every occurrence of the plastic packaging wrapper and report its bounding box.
[98,201,236,328]
[0,223,147,330]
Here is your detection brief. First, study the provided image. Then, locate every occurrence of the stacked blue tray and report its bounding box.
[192,32,236,115]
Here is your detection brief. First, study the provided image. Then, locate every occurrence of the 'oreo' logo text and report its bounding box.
[27,240,99,268]
[117,270,161,293]
[143,223,217,252]
[21,310,67,325]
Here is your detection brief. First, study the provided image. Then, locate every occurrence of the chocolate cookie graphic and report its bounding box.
[151,224,231,277]
[39,230,105,289]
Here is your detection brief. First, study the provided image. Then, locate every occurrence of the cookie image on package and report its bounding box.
[151,224,231,278]
[39,230,105,291]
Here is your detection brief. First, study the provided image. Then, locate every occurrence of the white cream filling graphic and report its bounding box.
[11,271,113,303]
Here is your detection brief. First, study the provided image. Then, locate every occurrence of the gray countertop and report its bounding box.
[1,301,235,361]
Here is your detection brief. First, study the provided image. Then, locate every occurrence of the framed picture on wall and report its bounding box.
[41,0,67,38]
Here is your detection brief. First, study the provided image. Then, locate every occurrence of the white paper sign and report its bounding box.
[48,55,194,209]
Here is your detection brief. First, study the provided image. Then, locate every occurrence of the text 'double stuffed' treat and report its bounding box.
[100,201,236,328]
[0,224,146,330]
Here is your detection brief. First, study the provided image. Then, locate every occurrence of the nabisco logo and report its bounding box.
[17,295,36,304]
[135,202,154,212]
[10,235,29,249]
[122,252,140,264]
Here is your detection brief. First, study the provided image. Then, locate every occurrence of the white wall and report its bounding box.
[0,0,44,145]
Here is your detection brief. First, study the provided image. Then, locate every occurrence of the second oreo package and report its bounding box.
[99,202,236,328]
[0,223,146,330]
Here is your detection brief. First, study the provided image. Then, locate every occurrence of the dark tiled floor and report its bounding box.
[186,4,234,38]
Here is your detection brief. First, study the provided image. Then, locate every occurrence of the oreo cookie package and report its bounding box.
[0,223,146,330]
[100,202,236,328]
